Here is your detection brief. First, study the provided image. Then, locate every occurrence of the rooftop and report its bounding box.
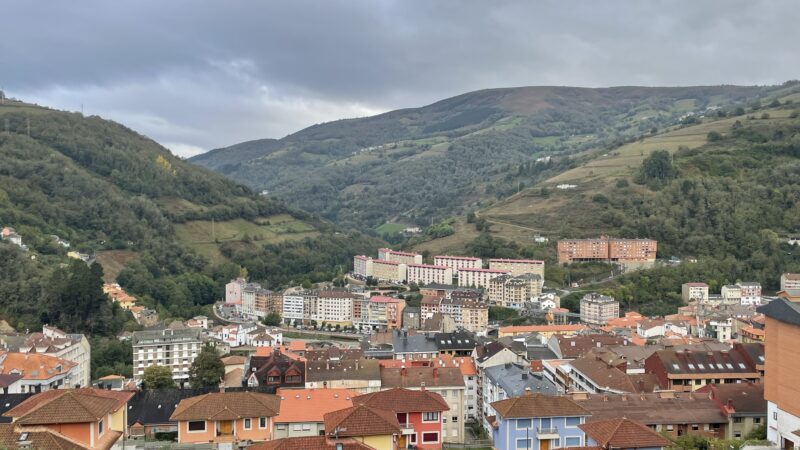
[275,388,357,423]
[491,393,589,419]
[579,418,670,448]
[251,436,374,450]
[380,366,465,389]
[574,391,727,425]
[485,363,558,397]
[0,352,77,381]
[354,387,449,413]
[323,404,401,438]
[170,392,280,421]
[4,388,133,425]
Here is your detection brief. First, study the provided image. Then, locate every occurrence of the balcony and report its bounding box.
[537,427,559,440]
[400,423,415,435]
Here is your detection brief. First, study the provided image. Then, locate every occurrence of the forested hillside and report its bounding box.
[192,85,780,233]
[0,99,382,335]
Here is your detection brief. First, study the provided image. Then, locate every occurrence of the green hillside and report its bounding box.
[192,85,782,232]
[0,99,382,332]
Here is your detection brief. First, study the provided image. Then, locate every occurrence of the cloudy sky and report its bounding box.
[2,1,798,156]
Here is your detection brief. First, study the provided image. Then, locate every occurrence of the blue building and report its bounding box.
[490,393,591,450]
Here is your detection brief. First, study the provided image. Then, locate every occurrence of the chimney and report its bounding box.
[400,367,407,377]
[727,398,734,409]
[433,368,439,379]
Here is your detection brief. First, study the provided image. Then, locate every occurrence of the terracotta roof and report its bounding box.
[288,340,306,352]
[324,404,401,437]
[491,393,589,419]
[554,334,630,359]
[500,324,588,334]
[0,352,77,380]
[170,392,280,421]
[696,382,767,415]
[354,388,449,413]
[579,418,670,448]
[0,424,92,450]
[275,388,358,423]
[569,356,655,394]
[4,389,133,425]
[575,392,727,425]
[380,366,465,389]
[251,436,374,450]
[221,356,247,365]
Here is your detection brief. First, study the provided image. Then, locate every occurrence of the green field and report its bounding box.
[174,214,319,262]
[376,222,410,235]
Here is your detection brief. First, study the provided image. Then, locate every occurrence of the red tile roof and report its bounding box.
[4,389,133,425]
[579,418,670,448]
[323,404,401,437]
[251,436,374,450]
[491,393,589,419]
[170,392,280,421]
[275,388,358,423]
[353,387,449,413]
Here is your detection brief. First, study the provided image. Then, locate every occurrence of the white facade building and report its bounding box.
[457,268,510,288]
[407,264,454,286]
[434,256,483,272]
[282,295,305,323]
[132,328,203,385]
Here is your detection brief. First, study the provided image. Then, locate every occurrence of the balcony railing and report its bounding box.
[400,423,415,435]
[537,427,559,437]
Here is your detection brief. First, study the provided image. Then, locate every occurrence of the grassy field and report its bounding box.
[411,217,481,255]
[154,197,206,215]
[376,222,410,235]
[95,250,139,282]
[174,214,319,263]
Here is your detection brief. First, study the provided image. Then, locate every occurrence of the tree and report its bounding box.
[188,344,225,388]
[263,312,282,326]
[142,365,176,389]
[706,131,722,142]
[636,150,676,186]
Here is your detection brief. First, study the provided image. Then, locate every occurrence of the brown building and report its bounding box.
[644,345,762,392]
[696,382,767,440]
[255,289,283,316]
[557,237,657,265]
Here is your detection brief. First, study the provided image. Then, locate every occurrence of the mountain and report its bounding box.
[191,85,781,233]
[0,99,382,332]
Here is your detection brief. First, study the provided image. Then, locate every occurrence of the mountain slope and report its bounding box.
[192,85,779,232]
[0,99,382,330]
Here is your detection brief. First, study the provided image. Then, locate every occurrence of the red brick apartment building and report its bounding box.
[557,237,657,265]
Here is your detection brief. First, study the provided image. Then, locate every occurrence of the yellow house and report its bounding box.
[323,405,400,450]
[498,324,589,339]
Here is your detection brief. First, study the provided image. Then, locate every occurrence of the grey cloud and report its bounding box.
[1,0,798,155]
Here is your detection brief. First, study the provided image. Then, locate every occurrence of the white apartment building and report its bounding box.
[681,282,709,303]
[353,255,373,278]
[434,255,483,272]
[721,285,742,303]
[739,282,762,306]
[315,291,357,325]
[282,295,305,324]
[488,258,545,278]
[371,259,407,283]
[378,248,423,265]
[780,273,800,292]
[132,328,203,385]
[407,264,454,285]
[579,293,619,326]
[241,284,257,317]
[457,268,510,289]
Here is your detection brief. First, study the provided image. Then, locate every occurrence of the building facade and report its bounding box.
[488,258,545,278]
[457,268,510,289]
[557,237,657,265]
[132,328,203,385]
[378,248,423,265]
[682,282,710,303]
[434,256,482,273]
[407,264,454,286]
[579,293,619,326]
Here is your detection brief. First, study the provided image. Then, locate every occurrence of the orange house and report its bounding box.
[171,392,281,444]
[3,388,133,450]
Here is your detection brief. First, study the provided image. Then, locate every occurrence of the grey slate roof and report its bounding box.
[758,297,800,326]
[392,331,439,354]
[485,363,558,397]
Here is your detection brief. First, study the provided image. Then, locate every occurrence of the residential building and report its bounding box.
[170,392,281,444]
[499,324,589,339]
[388,330,441,360]
[435,331,476,357]
[372,259,408,283]
[282,294,305,324]
[557,237,657,265]
[488,275,542,309]
[378,248,422,265]
[473,342,525,423]
[102,283,137,310]
[421,295,444,318]
[225,277,246,305]
[323,404,401,450]
[721,285,742,304]
[248,350,305,389]
[12,325,92,388]
[434,255,482,273]
[403,306,421,329]
[706,315,733,342]
[580,418,669,450]
[305,358,381,393]
[573,391,729,440]
[353,255,373,278]
[780,272,800,292]
[3,388,133,450]
[488,258,545,278]
[273,388,357,439]
[0,352,78,393]
[697,382,767,440]
[407,264,454,286]
[354,387,449,449]
[682,282,709,303]
[0,374,23,394]
[644,346,762,392]
[482,363,558,431]
[381,366,466,443]
[255,289,283,317]
[758,298,800,447]
[565,353,657,394]
[460,300,489,333]
[579,293,619,325]
[636,319,690,339]
[132,328,202,386]
[315,290,357,325]
[457,267,510,289]
[490,393,591,450]
[739,282,762,306]
[547,334,629,360]
[354,296,406,330]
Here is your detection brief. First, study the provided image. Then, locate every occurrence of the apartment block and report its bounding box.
[282,295,305,324]
[434,255,483,272]
[315,290,357,325]
[721,285,742,303]
[780,273,800,292]
[644,345,763,392]
[407,264,454,285]
[457,267,510,289]
[378,248,423,265]
[371,259,407,283]
[353,255,373,278]
[487,274,542,309]
[255,289,283,316]
[682,282,709,303]
[132,328,203,385]
[739,282,762,306]
[353,296,406,331]
[461,301,489,334]
[488,258,545,278]
[557,237,657,265]
[225,277,245,305]
[579,292,619,325]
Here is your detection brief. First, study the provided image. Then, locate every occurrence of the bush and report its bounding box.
[707,131,723,142]
[615,179,629,188]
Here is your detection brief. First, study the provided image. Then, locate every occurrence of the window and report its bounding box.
[691,424,699,431]
[188,421,206,432]
[259,417,267,428]
[422,432,439,443]
[516,419,531,429]
[267,376,280,383]
[422,412,439,422]
[565,417,581,427]
[276,424,287,430]
[516,438,532,449]
[774,412,778,420]
[292,424,302,431]
[98,419,104,435]
[733,417,744,424]
[754,417,762,424]
[667,424,674,431]
[286,375,301,383]
[565,437,581,446]
[452,416,458,423]
[244,418,252,430]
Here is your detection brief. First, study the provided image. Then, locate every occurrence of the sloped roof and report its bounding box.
[575,392,727,425]
[491,393,589,419]
[353,387,449,413]
[579,418,670,448]
[758,297,800,326]
[5,389,132,425]
[251,436,374,450]
[170,392,280,421]
[380,366,465,389]
[275,388,357,423]
[323,404,401,437]
[484,363,558,397]
[0,352,77,380]
[0,424,92,450]
[569,356,654,394]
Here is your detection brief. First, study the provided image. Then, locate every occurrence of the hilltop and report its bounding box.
[192,85,780,234]
[0,99,382,329]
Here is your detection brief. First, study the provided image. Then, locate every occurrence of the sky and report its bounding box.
[1,1,798,157]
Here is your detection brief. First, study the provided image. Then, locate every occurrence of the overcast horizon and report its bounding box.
[2,0,799,157]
